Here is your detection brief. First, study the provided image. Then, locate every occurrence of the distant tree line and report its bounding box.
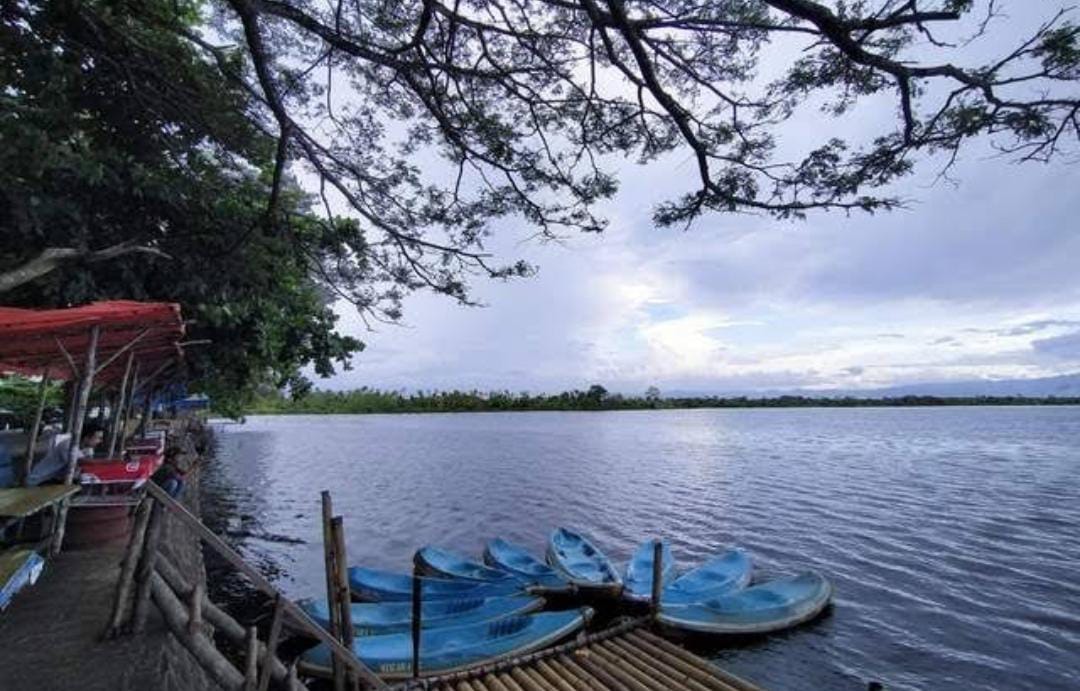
[246,385,1080,415]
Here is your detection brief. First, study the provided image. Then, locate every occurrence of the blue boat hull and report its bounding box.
[624,540,677,602]
[416,546,522,583]
[658,572,832,635]
[302,608,593,679]
[299,594,544,636]
[348,567,523,602]
[546,528,622,593]
[483,538,568,589]
[662,549,752,604]
[0,550,44,610]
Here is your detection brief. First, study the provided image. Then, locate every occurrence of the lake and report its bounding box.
[201,407,1080,690]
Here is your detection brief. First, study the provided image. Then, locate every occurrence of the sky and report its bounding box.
[315,3,1080,395]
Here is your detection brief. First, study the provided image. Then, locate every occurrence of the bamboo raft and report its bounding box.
[392,617,763,691]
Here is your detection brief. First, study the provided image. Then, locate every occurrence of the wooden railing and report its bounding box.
[105,480,388,690]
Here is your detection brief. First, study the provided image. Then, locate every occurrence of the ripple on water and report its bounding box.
[203,407,1080,691]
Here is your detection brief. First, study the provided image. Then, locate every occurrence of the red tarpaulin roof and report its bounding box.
[0,301,185,384]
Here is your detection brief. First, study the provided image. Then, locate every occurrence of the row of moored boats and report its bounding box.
[299,527,832,679]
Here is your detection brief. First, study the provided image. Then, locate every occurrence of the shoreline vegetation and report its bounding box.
[244,386,1080,415]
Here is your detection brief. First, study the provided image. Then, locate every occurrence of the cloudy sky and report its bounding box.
[320,4,1080,395]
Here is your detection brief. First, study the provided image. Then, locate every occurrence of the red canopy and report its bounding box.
[0,301,185,384]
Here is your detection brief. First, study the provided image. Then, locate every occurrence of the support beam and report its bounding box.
[51,324,99,555]
[149,572,245,690]
[20,372,50,486]
[107,352,135,457]
[322,492,345,691]
[143,482,388,689]
[104,498,154,637]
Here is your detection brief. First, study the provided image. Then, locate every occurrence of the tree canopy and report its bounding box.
[2,1,1078,407]
[1,0,362,413]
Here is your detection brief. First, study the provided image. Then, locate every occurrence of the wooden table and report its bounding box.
[0,485,81,520]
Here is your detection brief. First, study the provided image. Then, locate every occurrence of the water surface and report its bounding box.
[201,407,1080,690]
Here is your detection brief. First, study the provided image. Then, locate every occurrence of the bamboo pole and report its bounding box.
[142,482,387,689]
[650,541,663,618]
[120,364,140,446]
[257,595,286,691]
[412,557,423,680]
[155,555,302,689]
[107,351,135,456]
[132,498,164,632]
[243,625,260,690]
[138,388,153,437]
[20,371,50,486]
[331,516,358,691]
[104,497,154,637]
[626,631,762,691]
[51,324,99,555]
[545,658,603,691]
[604,638,721,691]
[531,659,584,691]
[187,580,205,635]
[322,493,346,691]
[149,571,246,689]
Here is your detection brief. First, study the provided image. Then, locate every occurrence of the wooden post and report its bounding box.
[63,380,77,433]
[412,555,423,679]
[287,661,300,691]
[20,371,50,486]
[132,498,164,632]
[119,364,140,449]
[187,580,205,635]
[650,540,663,619]
[143,482,387,689]
[257,595,287,691]
[51,324,99,555]
[331,517,357,691]
[244,625,259,691]
[148,572,246,689]
[138,388,153,437]
[107,352,135,457]
[104,497,154,637]
[322,492,345,691]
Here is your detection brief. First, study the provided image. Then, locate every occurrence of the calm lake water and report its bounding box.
[201,407,1080,690]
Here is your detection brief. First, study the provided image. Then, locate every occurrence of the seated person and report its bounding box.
[26,424,105,486]
[151,444,191,499]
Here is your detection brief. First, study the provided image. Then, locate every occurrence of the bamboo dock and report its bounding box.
[393,618,763,691]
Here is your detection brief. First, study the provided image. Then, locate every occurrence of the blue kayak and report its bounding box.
[662,548,752,604]
[416,546,521,583]
[0,549,44,610]
[623,540,677,602]
[483,538,569,589]
[348,567,523,602]
[298,594,544,636]
[546,528,622,593]
[658,571,832,634]
[302,607,593,679]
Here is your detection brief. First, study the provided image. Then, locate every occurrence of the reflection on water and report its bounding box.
[201,407,1080,690]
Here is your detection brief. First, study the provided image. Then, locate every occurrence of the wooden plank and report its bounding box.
[51,324,99,556]
[603,639,720,691]
[20,372,50,486]
[104,497,153,637]
[322,492,345,691]
[143,481,388,689]
[257,595,287,691]
[0,485,80,518]
[149,571,246,689]
[132,498,164,632]
[626,632,762,691]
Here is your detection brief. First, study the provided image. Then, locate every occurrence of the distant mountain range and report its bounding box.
[668,373,1080,399]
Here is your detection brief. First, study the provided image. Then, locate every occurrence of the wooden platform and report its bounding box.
[392,619,763,691]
